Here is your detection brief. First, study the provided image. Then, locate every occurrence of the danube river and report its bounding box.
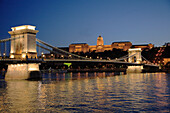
[0,72,170,112]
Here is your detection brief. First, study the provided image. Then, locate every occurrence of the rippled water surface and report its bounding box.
[0,72,170,112]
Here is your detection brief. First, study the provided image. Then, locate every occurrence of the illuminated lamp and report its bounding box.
[10,55,14,58]
[22,54,26,58]
[11,25,36,31]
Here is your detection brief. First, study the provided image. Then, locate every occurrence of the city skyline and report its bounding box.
[1,0,170,47]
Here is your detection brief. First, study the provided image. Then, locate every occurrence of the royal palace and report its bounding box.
[69,35,154,53]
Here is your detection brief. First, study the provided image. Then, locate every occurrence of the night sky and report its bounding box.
[1,0,170,47]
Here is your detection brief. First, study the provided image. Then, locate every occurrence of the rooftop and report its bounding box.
[71,43,88,45]
[132,43,153,46]
[112,41,131,44]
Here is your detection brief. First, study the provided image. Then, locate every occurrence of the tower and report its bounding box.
[6,25,41,80]
[96,35,104,52]
[128,48,142,63]
[127,48,143,73]
[8,25,39,59]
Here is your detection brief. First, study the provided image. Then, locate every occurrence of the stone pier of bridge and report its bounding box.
[5,25,41,80]
[127,48,143,73]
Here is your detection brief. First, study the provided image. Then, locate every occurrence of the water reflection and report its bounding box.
[41,72,120,82]
[0,80,41,112]
[0,72,169,112]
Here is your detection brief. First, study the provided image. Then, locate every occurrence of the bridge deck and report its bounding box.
[0,58,159,67]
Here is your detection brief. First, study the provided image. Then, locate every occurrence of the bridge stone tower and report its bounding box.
[127,48,143,73]
[8,25,38,59]
[128,48,142,63]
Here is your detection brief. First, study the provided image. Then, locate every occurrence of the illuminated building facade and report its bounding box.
[111,41,132,51]
[8,25,38,59]
[69,35,132,53]
[96,35,104,52]
[69,43,89,53]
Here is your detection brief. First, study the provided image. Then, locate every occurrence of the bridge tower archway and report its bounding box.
[127,48,143,73]
[128,48,142,63]
[8,25,39,59]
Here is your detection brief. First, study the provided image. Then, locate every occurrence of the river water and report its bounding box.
[0,72,169,112]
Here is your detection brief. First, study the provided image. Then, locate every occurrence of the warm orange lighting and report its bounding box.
[10,55,14,58]
[28,64,39,71]
[22,54,26,58]
[136,61,141,64]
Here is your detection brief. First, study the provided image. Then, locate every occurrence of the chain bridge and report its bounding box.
[0,25,159,79]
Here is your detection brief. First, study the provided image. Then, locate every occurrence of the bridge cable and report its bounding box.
[0,37,20,43]
[115,52,137,61]
[36,44,53,53]
[36,38,90,60]
[141,55,152,64]
[113,54,129,61]
[37,43,76,58]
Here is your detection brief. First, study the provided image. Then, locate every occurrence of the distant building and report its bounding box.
[131,44,154,50]
[69,35,154,53]
[69,43,89,53]
[111,41,132,51]
[69,35,132,53]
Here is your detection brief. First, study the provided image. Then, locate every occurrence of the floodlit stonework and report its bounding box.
[69,35,132,53]
[111,41,132,51]
[8,25,38,59]
[128,48,142,63]
[127,48,143,73]
[5,63,40,80]
[69,43,89,53]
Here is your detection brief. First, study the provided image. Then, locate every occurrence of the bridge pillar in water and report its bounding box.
[6,25,41,80]
[8,25,39,59]
[5,63,41,80]
[127,48,143,73]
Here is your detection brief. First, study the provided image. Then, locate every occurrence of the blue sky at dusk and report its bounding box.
[0,0,170,47]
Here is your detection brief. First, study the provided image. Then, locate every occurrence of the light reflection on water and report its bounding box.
[0,72,170,112]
